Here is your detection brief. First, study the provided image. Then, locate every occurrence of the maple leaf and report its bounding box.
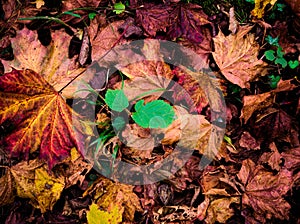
[237,159,292,222]
[0,69,89,168]
[0,27,86,98]
[83,176,142,222]
[212,25,269,88]
[87,203,123,224]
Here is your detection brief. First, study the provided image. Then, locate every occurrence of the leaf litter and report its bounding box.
[0,0,299,223]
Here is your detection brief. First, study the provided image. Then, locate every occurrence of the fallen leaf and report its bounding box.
[10,159,65,213]
[237,159,292,222]
[0,69,90,168]
[251,0,278,18]
[259,142,282,171]
[83,176,142,221]
[87,203,123,224]
[212,25,268,88]
[282,147,300,171]
[0,168,15,206]
[239,131,260,150]
[1,28,86,98]
[205,197,240,223]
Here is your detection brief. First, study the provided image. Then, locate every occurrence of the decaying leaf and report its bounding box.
[251,0,278,19]
[87,203,123,224]
[0,69,90,168]
[0,28,87,98]
[0,169,15,206]
[259,142,282,171]
[10,159,65,213]
[239,131,260,150]
[237,159,292,222]
[282,147,300,171]
[205,197,240,223]
[212,25,268,88]
[83,176,142,222]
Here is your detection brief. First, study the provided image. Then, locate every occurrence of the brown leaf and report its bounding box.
[10,159,65,213]
[0,69,90,168]
[83,176,142,222]
[205,197,240,223]
[237,159,292,222]
[0,168,15,206]
[282,147,300,171]
[239,131,260,150]
[1,28,87,98]
[212,25,269,88]
[259,142,282,171]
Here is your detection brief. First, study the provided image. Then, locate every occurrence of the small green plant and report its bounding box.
[264,35,299,69]
[113,2,126,15]
[268,74,281,89]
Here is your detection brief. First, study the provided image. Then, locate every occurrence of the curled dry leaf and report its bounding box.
[212,25,269,88]
[239,131,260,150]
[1,28,87,98]
[83,176,142,222]
[237,159,292,222]
[259,142,282,171]
[0,69,91,168]
[282,147,300,171]
[251,0,278,19]
[205,197,240,223]
[10,159,65,213]
[0,169,15,206]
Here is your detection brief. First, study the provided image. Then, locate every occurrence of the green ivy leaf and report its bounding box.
[132,100,175,128]
[105,89,129,112]
[113,2,125,15]
[264,50,276,61]
[275,57,287,68]
[265,35,279,47]
[288,60,299,69]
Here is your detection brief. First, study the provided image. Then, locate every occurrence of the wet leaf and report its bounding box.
[212,26,268,88]
[10,159,65,213]
[251,0,278,18]
[237,159,292,222]
[87,203,123,224]
[0,69,90,168]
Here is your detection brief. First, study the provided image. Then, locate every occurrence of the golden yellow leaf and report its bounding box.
[251,0,278,18]
[10,159,65,213]
[87,203,123,224]
[212,26,268,88]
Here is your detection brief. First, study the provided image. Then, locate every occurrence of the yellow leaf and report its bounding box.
[34,0,45,9]
[10,159,65,213]
[87,203,123,224]
[251,0,278,18]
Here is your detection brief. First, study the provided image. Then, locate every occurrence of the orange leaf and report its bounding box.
[0,69,89,168]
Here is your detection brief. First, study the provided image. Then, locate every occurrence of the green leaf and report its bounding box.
[288,60,299,69]
[276,47,285,58]
[88,12,97,20]
[112,116,126,131]
[276,3,286,12]
[105,89,129,112]
[265,35,279,47]
[132,100,175,129]
[275,57,288,68]
[268,74,281,89]
[87,203,122,224]
[264,50,276,61]
[62,11,81,18]
[113,2,125,14]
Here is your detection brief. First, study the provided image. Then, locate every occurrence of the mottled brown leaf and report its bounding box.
[282,147,300,171]
[212,25,268,88]
[259,142,282,171]
[0,169,15,206]
[238,159,292,222]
